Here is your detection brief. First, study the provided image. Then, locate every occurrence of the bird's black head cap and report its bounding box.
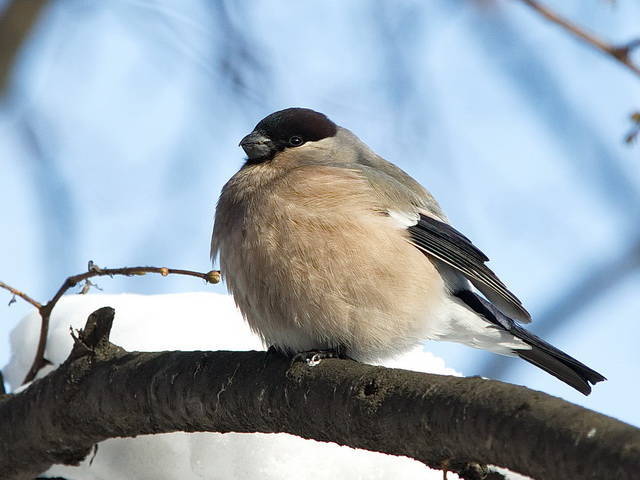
[254,108,337,144]
[240,108,337,163]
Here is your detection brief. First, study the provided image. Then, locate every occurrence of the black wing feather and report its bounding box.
[408,214,531,323]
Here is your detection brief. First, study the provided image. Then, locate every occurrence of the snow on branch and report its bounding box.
[0,307,638,480]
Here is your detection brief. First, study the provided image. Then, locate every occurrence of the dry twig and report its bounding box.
[0,262,220,385]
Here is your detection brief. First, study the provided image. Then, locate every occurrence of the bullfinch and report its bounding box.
[211,107,605,395]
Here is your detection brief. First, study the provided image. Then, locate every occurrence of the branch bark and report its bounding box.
[0,307,638,480]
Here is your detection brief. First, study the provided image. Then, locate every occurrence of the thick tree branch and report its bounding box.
[0,307,638,480]
[517,0,640,78]
[0,263,220,385]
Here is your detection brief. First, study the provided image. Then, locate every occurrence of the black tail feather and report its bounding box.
[454,290,606,395]
[517,348,591,394]
[509,323,606,395]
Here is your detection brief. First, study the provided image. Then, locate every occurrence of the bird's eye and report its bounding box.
[288,135,304,147]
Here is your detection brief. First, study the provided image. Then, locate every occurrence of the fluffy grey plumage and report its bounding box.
[211,107,605,395]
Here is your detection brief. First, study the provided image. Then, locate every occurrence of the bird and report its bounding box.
[211,107,606,395]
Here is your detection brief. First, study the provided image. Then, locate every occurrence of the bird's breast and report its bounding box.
[213,164,447,360]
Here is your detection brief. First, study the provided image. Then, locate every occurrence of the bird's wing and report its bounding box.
[344,162,530,323]
[408,213,532,323]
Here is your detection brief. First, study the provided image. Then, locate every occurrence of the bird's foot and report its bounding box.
[290,346,349,367]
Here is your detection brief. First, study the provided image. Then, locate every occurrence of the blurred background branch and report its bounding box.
[518,0,640,78]
[0,0,49,94]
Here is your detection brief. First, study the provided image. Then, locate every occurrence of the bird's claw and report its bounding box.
[290,347,348,367]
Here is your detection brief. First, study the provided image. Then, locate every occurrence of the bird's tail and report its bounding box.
[508,323,606,395]
[454,290,606,395]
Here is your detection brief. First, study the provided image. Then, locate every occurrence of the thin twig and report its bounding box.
[518,0,640,78]
[0,281,42,309]
[0,263,221,385]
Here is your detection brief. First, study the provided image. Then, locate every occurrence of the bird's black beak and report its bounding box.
[239,131,275,162]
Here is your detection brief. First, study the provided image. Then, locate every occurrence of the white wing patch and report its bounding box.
[387,210,419,228]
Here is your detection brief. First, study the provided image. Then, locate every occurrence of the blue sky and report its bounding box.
[1,0,639,426]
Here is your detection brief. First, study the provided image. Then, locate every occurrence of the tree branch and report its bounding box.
[1,307,638,480]
[0,263,220,385]
[0,281,42,309]
[518,0,640,78]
